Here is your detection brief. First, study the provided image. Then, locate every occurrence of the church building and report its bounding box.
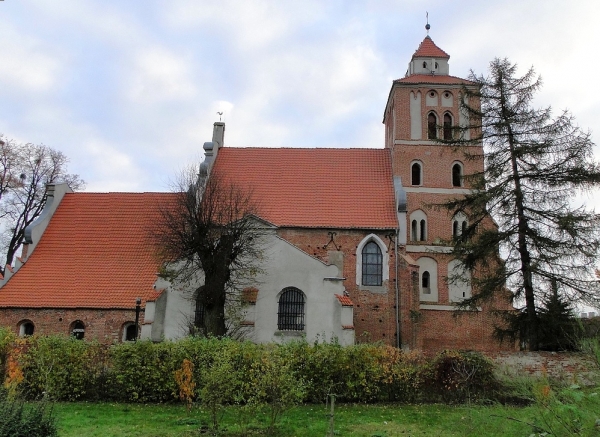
[0,34,514,352]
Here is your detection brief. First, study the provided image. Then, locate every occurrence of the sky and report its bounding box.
[1,0,599,198]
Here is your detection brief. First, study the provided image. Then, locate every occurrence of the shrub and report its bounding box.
[18,336,108,401]
[0,388,57,437]
[427,350,499,403]
[0,328,15,383]
[252,347,305,432]
[109,340,185,402]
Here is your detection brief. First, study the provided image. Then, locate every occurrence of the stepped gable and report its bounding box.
[212,147,398,230]
[0,192,176,309]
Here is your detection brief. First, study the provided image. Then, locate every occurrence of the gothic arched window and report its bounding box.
[362,241,383,286]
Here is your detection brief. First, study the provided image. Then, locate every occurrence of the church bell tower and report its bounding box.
[384,27,486,349]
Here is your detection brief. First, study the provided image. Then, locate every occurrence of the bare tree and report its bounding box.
[154,164,266,337]
[0,136,84,273]
[443,59,600,350]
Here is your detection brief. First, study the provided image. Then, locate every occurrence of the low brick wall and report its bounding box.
[489,351,600,386]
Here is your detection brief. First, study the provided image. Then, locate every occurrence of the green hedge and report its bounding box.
[0,330,499,404]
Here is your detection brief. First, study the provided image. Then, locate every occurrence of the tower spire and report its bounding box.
[425,12,430,35]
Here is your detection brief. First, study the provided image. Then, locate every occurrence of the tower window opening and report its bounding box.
[422,271,431,294]
[411,220,418,241]
[411,162,422,185]
[428,113,437,139]
[452,163,463,187]
[420,219,426,241]
[422,61,427,68]
[443,113,453,140]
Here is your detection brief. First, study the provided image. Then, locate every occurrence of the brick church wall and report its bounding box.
[0,308,143,343]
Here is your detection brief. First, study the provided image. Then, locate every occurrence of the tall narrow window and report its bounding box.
[443,113,452,140]
[428,113,437,139]
[422,271,431,294]
[278,287,305,331]
[453,221,459,238]
[420,219,426,241]
[362,241,383,286]
[411,162,422,185]
[452,163,462,187]
[411,220,418,241]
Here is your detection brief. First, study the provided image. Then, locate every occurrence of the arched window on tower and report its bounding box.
[422,271,431,294]
[443,113,453,140]
[452,212,468,239]
[428,113,437,139]
[409,210,427,242]
[411,161,422,185]
[452,162,463,187]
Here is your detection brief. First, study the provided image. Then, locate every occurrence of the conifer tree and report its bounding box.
[445,58,600,350]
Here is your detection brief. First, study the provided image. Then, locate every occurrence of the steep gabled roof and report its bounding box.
[412,36,450,59]
[212,147,398,230]
[0,192,176,309]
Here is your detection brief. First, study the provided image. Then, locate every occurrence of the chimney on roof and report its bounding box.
[200,121,226,176]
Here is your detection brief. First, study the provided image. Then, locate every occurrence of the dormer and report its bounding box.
[407,36,450,76]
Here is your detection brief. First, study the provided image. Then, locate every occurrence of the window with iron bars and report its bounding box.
[277,287,305,331]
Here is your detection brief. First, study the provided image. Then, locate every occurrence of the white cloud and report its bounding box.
[126,47,198,103]
[83,139,147,192]
[0,23,64,93]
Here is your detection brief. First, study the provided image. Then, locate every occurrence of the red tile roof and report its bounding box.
[0,192,176,309]
[335,294,354,307]
[412,36,450,59]
[212,148,398,229]
[394,74,476,85]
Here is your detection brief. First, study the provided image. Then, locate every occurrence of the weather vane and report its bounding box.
[217,111,223,122]
[426,12,430,35]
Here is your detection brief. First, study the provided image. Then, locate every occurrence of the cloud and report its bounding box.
[126,47,198,103]
[83,139,147,192]
[0,23,64,94]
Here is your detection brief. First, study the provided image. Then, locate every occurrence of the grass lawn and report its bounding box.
[53,402,544,437]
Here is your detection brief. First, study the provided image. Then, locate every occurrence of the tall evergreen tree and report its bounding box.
[444,58,600,350]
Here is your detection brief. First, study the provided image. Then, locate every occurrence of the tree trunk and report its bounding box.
[500,74,538,350]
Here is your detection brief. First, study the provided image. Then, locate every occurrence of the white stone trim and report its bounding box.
[406,245,453,253]
[355,234,390,286]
